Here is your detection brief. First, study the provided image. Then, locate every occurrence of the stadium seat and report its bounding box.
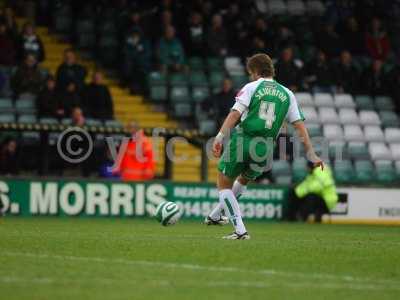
[295,92,314,107]
[207,57,224,71]
[18,114,37,123]
[359,110,381,126]
[306,0,326,16]
[375,160,396,183]
[170,86,190,102]
[0,113,15,123]
[354,160,375,183]
[314,93,334,107]
[374,96,395,111]
[173,102,192,118]
[364,126,385,142]
[348,142,370,160]
[225,57,244,75]
[150,85,168,102]
[189,71,208,87]
[76,19,96,48]
[354,95,374,110]
[379,111,400,127]
[61,118,72,125]
[369,143,392,161]
[230,74,248,89]
[169,73,189,86]
[287,0,306,15]
[302,107,319,123]
[307,123,322,137]
[384,128,400,143]
[334,160,354,184]
[292,159,308,183]
[323,124,344,141]
[334,94,355,108]
[148,72,167,86]
[272,160,291,176]
[98,36,119,66]
[209,71,224,92]
[39,117,59,124]
[105,120,123,128]
[192,87,210,102]
[267,0,287,15]
[343,125,365,142]
[188,57,204,71]
[199,120,216,135]
[328,141,346,160]
[15,99,36,114]
[395,161,400,179]
[85,119,102,126]
[389,143,400,160]
[0,98,14,113]
[53,5,72,33]
[319,107,339,124]
[338,108,359,124]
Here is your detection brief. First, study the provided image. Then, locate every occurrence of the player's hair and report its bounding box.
[246,53,275,78]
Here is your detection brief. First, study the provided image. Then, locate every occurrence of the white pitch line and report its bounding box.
[2,251,399,289]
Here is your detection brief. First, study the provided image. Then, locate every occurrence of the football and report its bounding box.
[155,201,182,226]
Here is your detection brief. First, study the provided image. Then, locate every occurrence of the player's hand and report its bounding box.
[307,152,324,170]
[212,139,223,158]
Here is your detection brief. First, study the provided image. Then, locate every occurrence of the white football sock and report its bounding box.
[219,189,247,234]
[209,180,247,220]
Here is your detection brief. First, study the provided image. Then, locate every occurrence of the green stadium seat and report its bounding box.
[192,87,210,102]
[39,117,58,124]
[173,103,192,118]
[272,160,291,177]
[375,96,395,111]
[334,160,355,184]
[15,99,36,114]
[0,98,14,112]
[206,57,224,71]
[354,160,375,183]
[354,95,374,110]
[189,71,208,87]
[379,111,400,127]
[61,118,72,125]
[170,86,190,102]
[188,57,204,71]
[275,175,292,185]
[348,142,370,160]
[199,120,216,135]
[85,119,102,126]
[53,6,72,33]
[150,85,168,102]
[375,161,397,184]
[148,72,167,86]
[292,159,308,183]
[307,124,322,137]
[99,20,118,35]
[169,73,189,86]
[329,141,347,160]
[18,114,37,123]
[0,113,15,123]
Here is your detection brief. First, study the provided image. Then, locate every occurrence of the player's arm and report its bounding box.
[212,109,241,158]
[292,120,324,170]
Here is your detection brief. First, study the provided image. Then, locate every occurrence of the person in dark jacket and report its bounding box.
[304,50,335,93]
[0,21,16,66]
[10,53,43,97]
[59,82,81,117]
[334,50,360,93]
[82,71,114,120]
[274,47,302,92]
[56,48,87,92]
[0,137,18,175]
[17,22,45,63]
[37,75,64,119]
[360,59,389,96]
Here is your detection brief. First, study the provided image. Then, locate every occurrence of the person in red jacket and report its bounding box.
[365,17,391,61]
[114,122,155,181]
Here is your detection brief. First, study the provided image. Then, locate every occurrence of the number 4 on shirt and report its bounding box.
[259,102,276,129]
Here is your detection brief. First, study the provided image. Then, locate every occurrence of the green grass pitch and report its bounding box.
[0,218,399,300]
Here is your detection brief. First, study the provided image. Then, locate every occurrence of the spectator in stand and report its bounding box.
[17,22,45,63]
[365,17,391,61]
[360,59,388,96]
[124,11,144,37]
[248,36,269,57]
[158,25,185,72]
[341,17,365,57]
[316,23,342,58]
[274,47,302,92]
[334,50,360,94]
[10,54,43,97]
[304,50,335,93]
[0,21,16,66]
[206,14,228,57]
[0,7,18,37]
[202,78,235,128]
[37,75,64,119]
[59,82,81,117]
[56,48,87,92]
[123,28,151,94]
[113,121,155,181]
[0,137,18,175]
[82,71,114,120]
[71,107,85,126]
[252,17,273,46]
[184,11,205,57]
[273,26,295,56]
